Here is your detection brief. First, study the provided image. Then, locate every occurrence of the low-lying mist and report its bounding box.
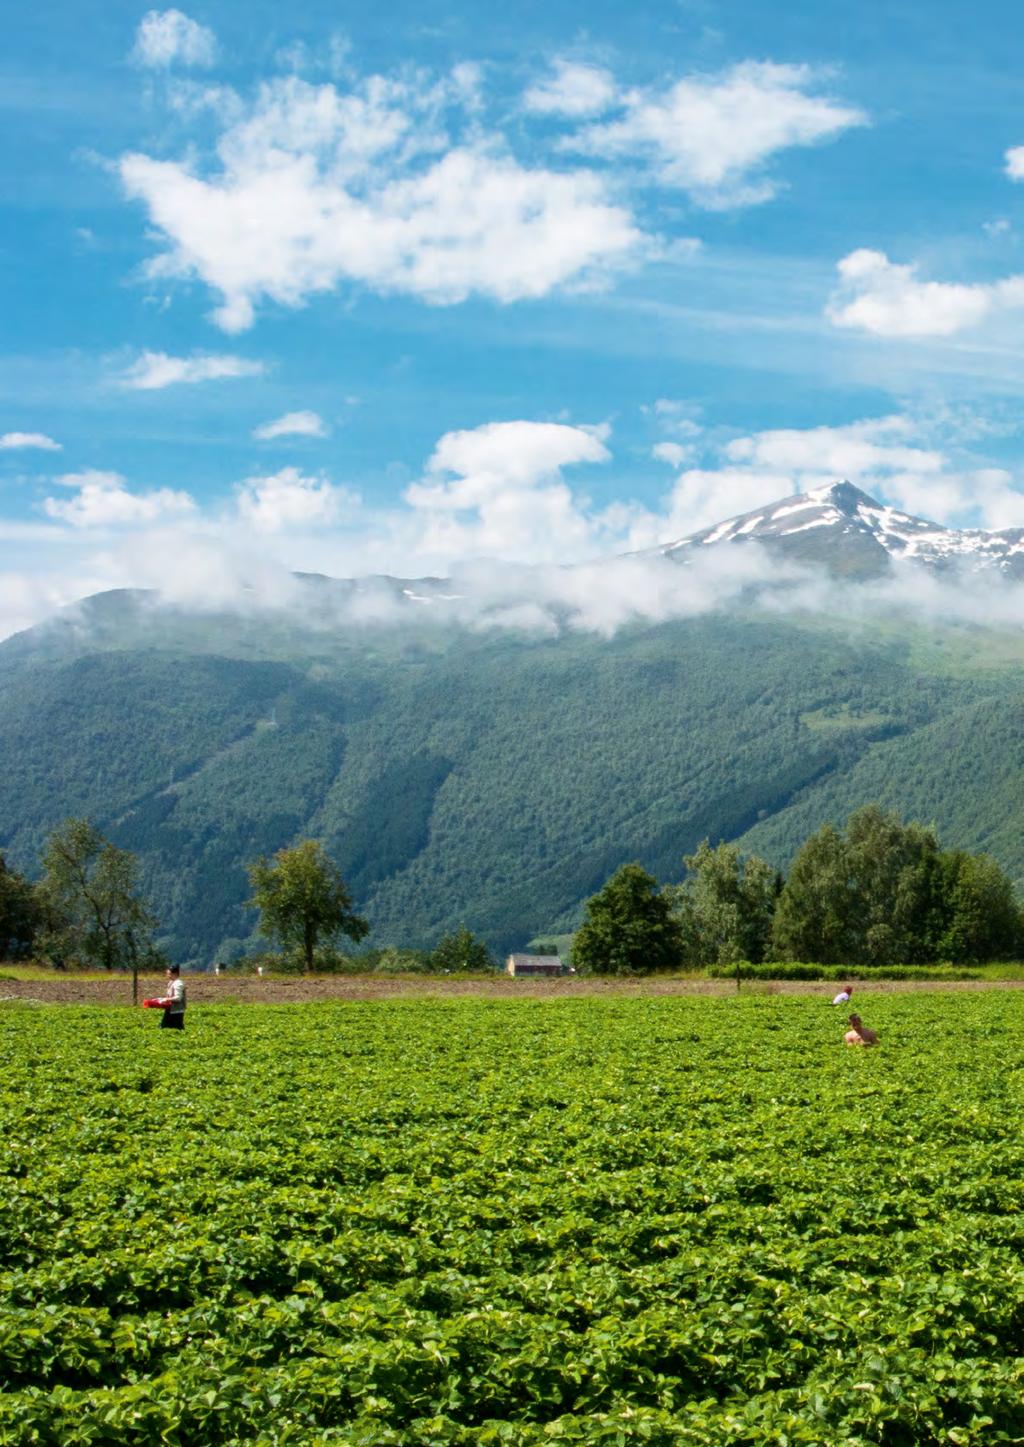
[25,531,1024,656]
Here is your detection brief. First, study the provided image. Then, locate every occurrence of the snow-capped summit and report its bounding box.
[657,481,1024,579]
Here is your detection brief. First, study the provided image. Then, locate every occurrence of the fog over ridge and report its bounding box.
[20,526,1024,655]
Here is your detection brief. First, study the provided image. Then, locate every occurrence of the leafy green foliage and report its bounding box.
[6,994,1024,1442]
[248,841,368,973]
[932,850,1023,963]
[0,856,40,960]
[772,806,1023,966]
[705,960,982,980]
[37,818,161,971]
[572,863,683,975]
[4,598,1024,961]
[428,925,495,973]
[669,840,780,966]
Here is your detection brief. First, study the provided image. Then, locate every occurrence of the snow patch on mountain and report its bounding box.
[657,480,1024,578]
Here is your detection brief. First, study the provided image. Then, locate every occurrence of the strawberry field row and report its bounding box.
[2,994,1024,1443]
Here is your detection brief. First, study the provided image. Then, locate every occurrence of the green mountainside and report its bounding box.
[2,587,1024,965]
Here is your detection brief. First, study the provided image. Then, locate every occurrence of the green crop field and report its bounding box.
[3,994,1024,1444]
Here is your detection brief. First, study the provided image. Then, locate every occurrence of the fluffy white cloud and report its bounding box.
[132,9,216,68]
[1005,146,1024,180]
[253,410,328,440]
[43,470,196,528]
[572,61,866,207]
[652,441,692,467]
[631,415,1024,538]
[402,420,612,561]
[827,249,1024,337]
[235,466,357,531]
[523,60,617,118]
[0,432,61,451]
[417,420,610,501]
[120,351,266,389]
[626,467,797,548]
[119,73,641,332]
[10,411,1024,642]
[724,417,943,478]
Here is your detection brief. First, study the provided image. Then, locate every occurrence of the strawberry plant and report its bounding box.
[3,993,1024,1442]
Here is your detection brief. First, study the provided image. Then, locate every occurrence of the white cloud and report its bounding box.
[572,61,866,207]
[724,417,943,478]
[524,60,618,118]
[120,351,266,389]
[0,432,62,451]
[652,441,692,467]
[132,9,216,69]
[235,466,358,532]
[11,411,1024,642]
[119,72,642,332]
[43,470,196,529]
[401,420,613,562]
[253,410,328,440]
[827,249,1024,337]
[630,415,1024,538]
[628,466,798,548]
[1005,146,1024,181]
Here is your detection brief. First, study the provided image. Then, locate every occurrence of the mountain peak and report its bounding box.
[656,480,1024,580]
[803,480,883,515]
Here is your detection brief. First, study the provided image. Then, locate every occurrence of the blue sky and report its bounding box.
[4,0,1024,634]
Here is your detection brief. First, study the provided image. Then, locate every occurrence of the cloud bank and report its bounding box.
[117,53,864,330]
[6,411,1024,644]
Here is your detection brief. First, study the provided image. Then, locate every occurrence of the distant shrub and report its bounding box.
[373,947,433,973]
[705,961,982,981]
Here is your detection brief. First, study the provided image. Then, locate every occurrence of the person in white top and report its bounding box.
[832,985,853,1006]
[155,964,186,1031]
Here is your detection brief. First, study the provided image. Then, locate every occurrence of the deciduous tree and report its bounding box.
[572,863,683,976]
[670,840,780,966]
[933,850,1023,963]
[429,926,494,973]
[38,819,160,972]
[770,805,1018,967]
[0,855,42,961]
[248,841,368,974]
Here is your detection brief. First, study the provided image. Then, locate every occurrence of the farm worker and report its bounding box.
[832,985,853,1005]
[844,1013,877,1047]
[153,964,186,1031]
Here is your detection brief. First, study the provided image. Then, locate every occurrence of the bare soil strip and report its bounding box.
[3,974,1024,1005]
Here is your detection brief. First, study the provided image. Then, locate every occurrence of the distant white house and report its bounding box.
[506,953,568,977]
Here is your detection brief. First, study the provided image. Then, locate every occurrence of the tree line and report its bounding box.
[0,820,495,975]
[572,804,1024,975]
[3,804,1020,975]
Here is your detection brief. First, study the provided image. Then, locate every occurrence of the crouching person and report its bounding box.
[844,1013,877,1047]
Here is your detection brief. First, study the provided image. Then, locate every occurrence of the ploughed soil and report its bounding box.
[3,973,1024,1006]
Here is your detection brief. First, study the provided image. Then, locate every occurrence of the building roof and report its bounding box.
[508,954,561,966]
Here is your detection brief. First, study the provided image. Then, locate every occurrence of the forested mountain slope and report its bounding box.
[3,585,1023,964]
[736,690,1024,872]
